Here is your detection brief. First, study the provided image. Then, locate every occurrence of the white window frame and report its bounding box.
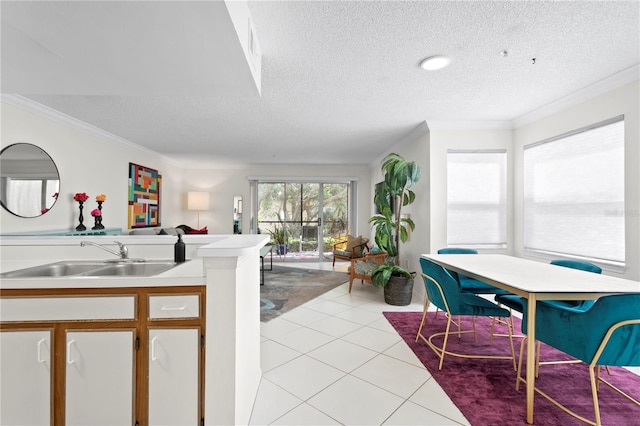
[446,149,508,250]
[523,116,625,269]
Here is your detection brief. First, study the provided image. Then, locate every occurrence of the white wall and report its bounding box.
[369,127,431,299]
[378,81,640,296]
[4,80,638,282]
[182,165,371,236]
[513,81,640,280]
[427,127,514,254]
[0,102,183,234]
[1,101,372,239]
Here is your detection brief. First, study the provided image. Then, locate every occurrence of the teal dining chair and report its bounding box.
[495,259,603,373]
[517,293,640,426]
[437,248,509,295]
[416,257,516,370]
[438,248,513,343]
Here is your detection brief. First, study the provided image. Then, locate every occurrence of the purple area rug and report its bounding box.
[384,311,640,425]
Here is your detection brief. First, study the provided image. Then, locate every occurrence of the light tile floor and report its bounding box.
[251,261,640,425]
[250,261,470,426]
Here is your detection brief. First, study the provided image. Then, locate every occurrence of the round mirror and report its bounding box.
[0,143,60,218]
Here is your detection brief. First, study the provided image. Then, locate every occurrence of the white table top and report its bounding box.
[422,254,640,297]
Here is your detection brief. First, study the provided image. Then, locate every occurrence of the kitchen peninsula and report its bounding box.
[0,234,269,425]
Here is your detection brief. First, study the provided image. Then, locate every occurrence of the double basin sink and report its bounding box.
[0,259,183,279]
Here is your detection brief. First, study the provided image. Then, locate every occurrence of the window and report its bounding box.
[524,116,625,264]
[447,150,507,249]
[248,177,356,261]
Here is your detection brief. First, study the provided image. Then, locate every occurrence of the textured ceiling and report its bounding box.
[2,1,639,167]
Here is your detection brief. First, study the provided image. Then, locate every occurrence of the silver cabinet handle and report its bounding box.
[67,339,76,365]
[160,306,186,311]
[37,338,47,364]
[151,336,158,361]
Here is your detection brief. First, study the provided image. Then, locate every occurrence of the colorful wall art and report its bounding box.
[128,163,161,228]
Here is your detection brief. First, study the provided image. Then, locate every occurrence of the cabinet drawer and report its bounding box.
[0,296,135,322]
[149,295,200,319]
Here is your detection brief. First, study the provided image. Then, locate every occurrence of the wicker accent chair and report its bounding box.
[331,234,370,266]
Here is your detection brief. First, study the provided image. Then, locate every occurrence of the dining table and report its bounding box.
[422,253,640,424]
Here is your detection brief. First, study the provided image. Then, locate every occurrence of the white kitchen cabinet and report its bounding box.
[1,286,205,425]
[0,330,52,426]
[65,330,135,426]
[148,328,200,425]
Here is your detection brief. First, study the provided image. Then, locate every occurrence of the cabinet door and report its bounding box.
[148,328,200,425]
[0,330,52,426]
[65,330,135,426]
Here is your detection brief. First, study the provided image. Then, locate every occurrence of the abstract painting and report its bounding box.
[128,163,161,228]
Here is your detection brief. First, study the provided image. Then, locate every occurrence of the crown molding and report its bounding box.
[427,120,513,131]
[369,121,432,167]
[512,64,639,128]
[0,94,181,166]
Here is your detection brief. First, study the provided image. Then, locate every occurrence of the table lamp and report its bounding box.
[187,191,210,229]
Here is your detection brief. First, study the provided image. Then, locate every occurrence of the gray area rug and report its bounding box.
[260,265,349,322]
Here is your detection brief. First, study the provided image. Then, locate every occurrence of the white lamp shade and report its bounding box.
[187,191,210,211]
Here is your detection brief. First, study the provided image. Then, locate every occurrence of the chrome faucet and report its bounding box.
[80,240,129,260]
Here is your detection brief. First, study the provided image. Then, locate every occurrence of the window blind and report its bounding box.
[447,150,507,249]
[523,117,625,264]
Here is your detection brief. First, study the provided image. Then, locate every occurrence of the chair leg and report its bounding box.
[415,296,430,342]
[439,315,453,370]
[536,341,541,377]
[490,316,497,344]
[516,337,527,391]
[589,364,603,426]
[506,317,516,371]
[472,316,477,342]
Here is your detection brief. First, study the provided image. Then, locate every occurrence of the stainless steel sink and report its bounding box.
[0,260,182,278]
[82,261,179,277]
[0,261,108,278]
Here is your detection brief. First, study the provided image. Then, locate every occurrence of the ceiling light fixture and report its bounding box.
[420,55,451,71]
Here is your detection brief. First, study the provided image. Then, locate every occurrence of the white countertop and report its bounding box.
[0,234,270,290]
[0,258,205,290]
[0,234,228,246]
[197,234,269,257]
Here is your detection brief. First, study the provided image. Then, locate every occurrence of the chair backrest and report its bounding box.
[587,294,640,366]
[550,259,602,274]
[436,248,478,283]
[437,248,478,254]
[420,257,465,314]
[530,293,640,366]
[550,259,602,309]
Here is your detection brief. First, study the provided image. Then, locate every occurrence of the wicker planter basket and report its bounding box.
[383,275,414,306]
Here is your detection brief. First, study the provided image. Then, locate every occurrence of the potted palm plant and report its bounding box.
[369,153,421,305]
[269,224,290,255]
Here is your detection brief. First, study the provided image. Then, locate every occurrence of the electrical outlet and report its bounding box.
[403,259,409,269]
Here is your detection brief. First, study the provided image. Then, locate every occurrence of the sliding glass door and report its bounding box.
[255,181,350,261]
